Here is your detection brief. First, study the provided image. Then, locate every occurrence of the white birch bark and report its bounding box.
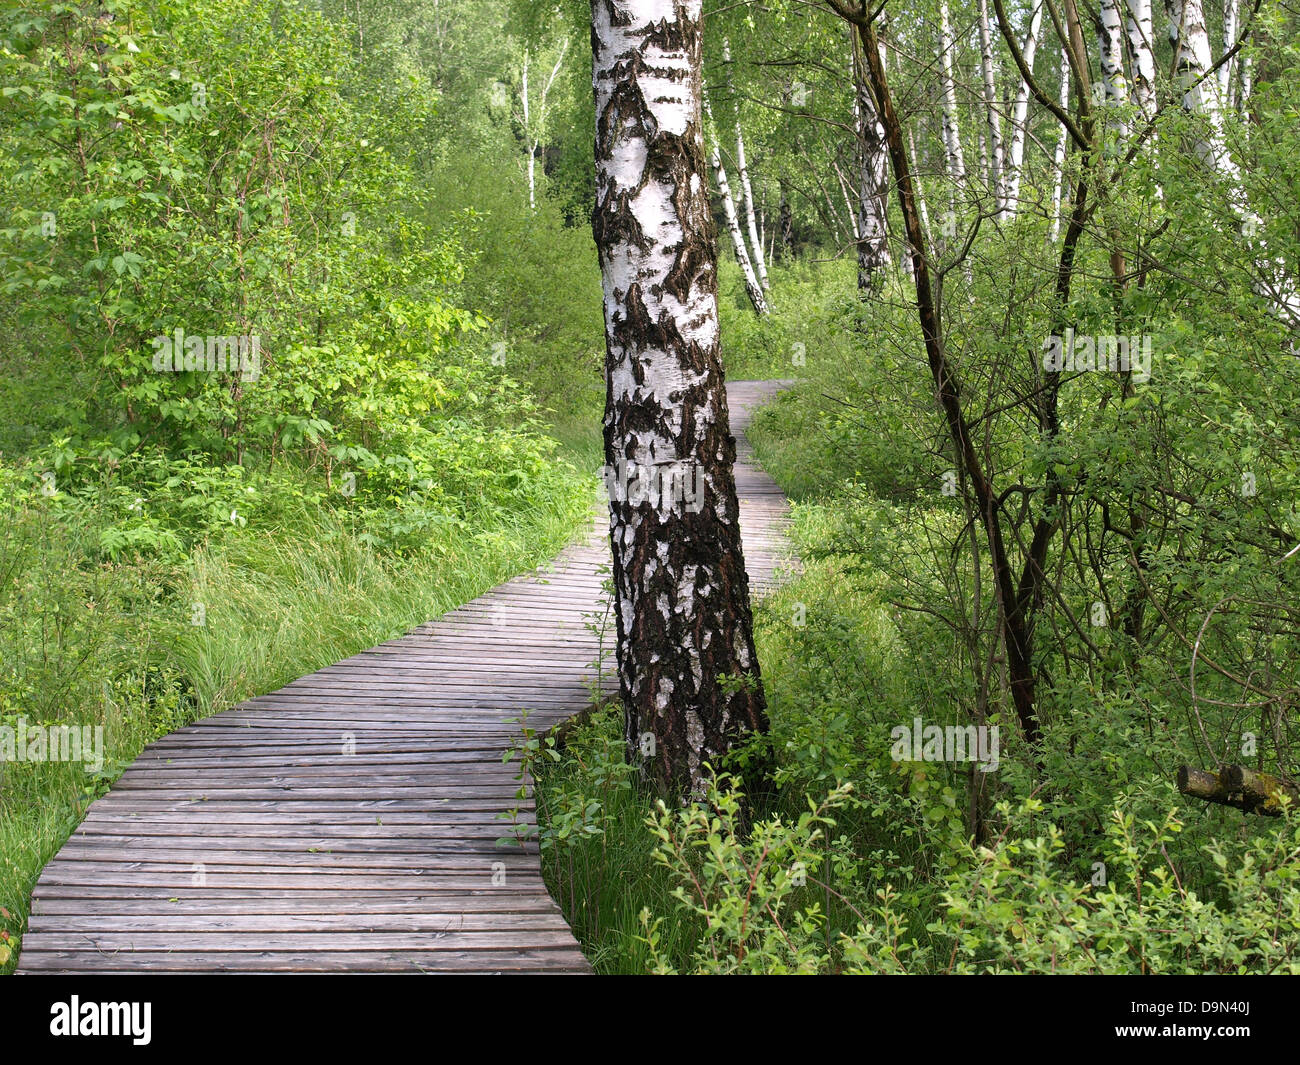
[977,0,1005,203]
[520,39,569,210]
[734,123,769,290]
[590,0,768,798]
[1219,0,1238,107]
[939,0,967,199]
[705,98,768,315]
[722,41,770,291]
[1124,0,1158,121]
[852,26,892,290]
[1050,47,1070,244]
[1166,0,1237,178]
[1000,0,1044,219]
[1098,0,1131,139]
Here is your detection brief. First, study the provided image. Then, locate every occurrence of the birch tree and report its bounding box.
[723,41,770,291]
[938,0,968,201]
[705,97,768,315]
[1097,0,1130,139]
[852,23,891,290]
[589,0,768,800]
[1219,0,1239,107]
[977,0,1005,203]
[999,0,1043,219]
[518,38,569,210]
[1049,45,1070,242]
[1166,0,1236,177]
[1125,0,1158,121]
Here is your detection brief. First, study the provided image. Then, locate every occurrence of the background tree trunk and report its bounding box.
[706,97,769,315]
[852,25,891,292]
[1000,0,1043,219]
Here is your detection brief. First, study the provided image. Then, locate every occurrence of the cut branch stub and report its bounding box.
[1177,764,1299,816]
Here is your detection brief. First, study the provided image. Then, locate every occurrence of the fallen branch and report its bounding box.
[1177,764,1299,816]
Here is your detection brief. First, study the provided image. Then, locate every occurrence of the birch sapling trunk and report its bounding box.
[1049,46,1070,243]
[852,24,891,291]
[1124,0,1158,121]
[735,123,769,290]
[589,0,769,800]
[723,40,770,292]
[938,0,968,198]
[1219,0,1238,107]
[977,0,1005,203]
[1098,0,1131,140]
[1000,0,1043,219]
[705,97,768,316]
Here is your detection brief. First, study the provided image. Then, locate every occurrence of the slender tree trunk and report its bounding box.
[838,4,1047,745]
[1000,0,1044,219]
[521,50,535,208]
[735,125,770,290]
[835,158,861,242]
[907,125,931,262]
[939,0,968,200]
[977,0,1005,203]
[722,48,770,291]
[590,0,768,800]
[1219,0,1238,107]
[1125,0,1158,120]
[778,194,793,260]
[1166,0,1236,177]
[852,24,891,291]
[705,98,768,316]
[1050,47,1070,243]
[1098,0,1131,139]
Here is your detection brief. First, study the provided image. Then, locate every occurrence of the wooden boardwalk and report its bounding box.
[17,380,795,974]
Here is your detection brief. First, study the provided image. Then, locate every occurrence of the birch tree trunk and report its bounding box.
[705,98,768,315]
[1000,0,1043,219]
[521,40,570,210]
[835,159,861,242]
[723,41,770,291]
[939,0,968,199]
[521,50,534,208]
[852,24,891,291]
[977,0,1004,203]
[734,122,769,290]
[1219,0,1238,107]
[1124,0,1158,121]
[1098,0,1130,139]
[1166,0,1238,179]
[1049,47,1070,243]
[590,0,768,800]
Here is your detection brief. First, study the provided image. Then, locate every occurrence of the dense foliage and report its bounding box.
[3,0,1298,975]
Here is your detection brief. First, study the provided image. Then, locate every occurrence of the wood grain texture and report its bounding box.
[17,381,795,975]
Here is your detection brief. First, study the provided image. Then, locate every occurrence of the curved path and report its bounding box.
[17,380,795,974]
